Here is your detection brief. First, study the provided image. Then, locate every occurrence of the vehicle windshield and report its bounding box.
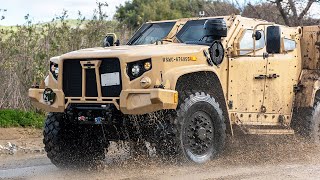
[176,19,207,43]
[127,22,176,45]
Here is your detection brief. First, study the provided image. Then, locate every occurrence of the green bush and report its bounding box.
[0,109,45,128]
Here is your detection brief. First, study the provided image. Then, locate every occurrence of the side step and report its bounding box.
[233,115,295,135]
[235,121,295,135]
[245,128,294,135]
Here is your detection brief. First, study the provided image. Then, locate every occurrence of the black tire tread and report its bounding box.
[175,91,227,163]
[43,113,106,169]
[292,94,320,144]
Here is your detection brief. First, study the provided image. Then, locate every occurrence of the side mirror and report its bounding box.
[254,31,262,40]
[103,33,120,47]
[204,19,227,41]
[266,26,281,54]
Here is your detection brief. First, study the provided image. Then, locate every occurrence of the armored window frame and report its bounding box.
[238,29,265,55]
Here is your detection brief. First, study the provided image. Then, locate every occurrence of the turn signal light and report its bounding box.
[174,92,178,103]
[144,62,152,70]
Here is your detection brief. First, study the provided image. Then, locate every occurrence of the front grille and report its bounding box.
[63,58,122,97]
[86,69,98,97]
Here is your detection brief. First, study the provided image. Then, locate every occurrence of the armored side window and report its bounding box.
[283,38,296,51]
[239,29,265,55]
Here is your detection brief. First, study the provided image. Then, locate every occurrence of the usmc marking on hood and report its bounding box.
[163,56,195,62]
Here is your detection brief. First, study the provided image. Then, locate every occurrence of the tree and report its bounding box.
[203,1,240,16]
[0,9,7,21]
[242,1,320,26]
[94,1,109,21]
[115,0,240,29]
[115,0,202,29]
[242,3,285,25]
[268,0,320,26]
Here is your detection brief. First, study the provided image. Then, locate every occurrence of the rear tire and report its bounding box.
[43,113,106,169]
[292,94,320,144]
[310,102,320,143]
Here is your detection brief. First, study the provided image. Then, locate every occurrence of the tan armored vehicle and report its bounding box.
[29,15,320,167]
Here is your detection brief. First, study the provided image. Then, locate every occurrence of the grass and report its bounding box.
[0,19,93,31]
[0,25,17,30]
[0,109,45,128]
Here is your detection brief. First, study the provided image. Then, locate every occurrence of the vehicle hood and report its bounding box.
[60,43,208,62]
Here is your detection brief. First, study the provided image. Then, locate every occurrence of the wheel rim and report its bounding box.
[183,111,215,157]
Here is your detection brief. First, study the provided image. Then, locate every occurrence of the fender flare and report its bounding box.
[163,66,233,135]
[163,65,221,90]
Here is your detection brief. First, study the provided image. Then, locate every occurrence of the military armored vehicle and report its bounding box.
[29,15,320,167]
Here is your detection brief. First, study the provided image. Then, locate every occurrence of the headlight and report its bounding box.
[50,62,59,80]
[127,59,152,80]
[131,64,141,77]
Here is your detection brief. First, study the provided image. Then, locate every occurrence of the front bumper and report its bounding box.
[29,89,65,112]
[29,88,178,114]
[120,89,178,114]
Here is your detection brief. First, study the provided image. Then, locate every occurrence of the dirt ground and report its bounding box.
[1,127,320,180]
[0,128,43,149]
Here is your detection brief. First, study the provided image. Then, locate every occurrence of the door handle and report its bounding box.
[254,74,279,79]
[254,74,266,79]
[267,74,279,79]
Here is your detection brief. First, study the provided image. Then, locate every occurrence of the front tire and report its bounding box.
[43,113,106,169]
[176,92,226,163]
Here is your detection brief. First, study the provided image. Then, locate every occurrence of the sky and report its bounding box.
[0,0,319,26]
[0,0,127,26]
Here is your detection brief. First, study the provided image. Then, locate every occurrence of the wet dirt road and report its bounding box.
[1,154,320,180]
[1,128,320,180]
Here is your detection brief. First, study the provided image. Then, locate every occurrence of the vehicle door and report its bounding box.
[263,26,301,121]
[228,28,267,119]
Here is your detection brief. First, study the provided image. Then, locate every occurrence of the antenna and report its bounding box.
[199,11,205,17]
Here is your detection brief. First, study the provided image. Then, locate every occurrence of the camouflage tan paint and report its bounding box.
[28,15,320,135]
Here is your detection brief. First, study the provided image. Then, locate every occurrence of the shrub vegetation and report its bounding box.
[0,109,44,128]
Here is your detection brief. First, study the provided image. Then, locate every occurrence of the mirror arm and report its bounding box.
[252,23,274,56]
